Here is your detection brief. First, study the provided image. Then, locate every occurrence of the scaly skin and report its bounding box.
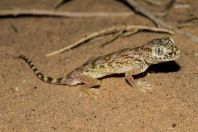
[19,37,180,88]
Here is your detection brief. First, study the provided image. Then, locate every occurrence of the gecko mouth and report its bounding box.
[163,48,180,61]
[154,52,180,62]
[163,53,180,61]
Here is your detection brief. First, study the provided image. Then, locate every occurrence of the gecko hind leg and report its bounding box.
[80,87,99,99]
[77,74,100,98]
[77,74,100,88]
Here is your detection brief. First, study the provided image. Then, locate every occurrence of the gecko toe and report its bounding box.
[137,80,152,93]
[80,87,99,99]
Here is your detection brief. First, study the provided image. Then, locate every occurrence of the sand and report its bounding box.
[0,0,197,131]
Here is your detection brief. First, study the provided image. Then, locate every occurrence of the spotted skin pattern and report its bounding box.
[19,38,180,88]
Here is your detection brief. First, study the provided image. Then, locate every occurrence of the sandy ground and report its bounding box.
[0,0,198,131]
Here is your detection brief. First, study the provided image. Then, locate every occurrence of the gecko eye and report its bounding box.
[155,46,164,56]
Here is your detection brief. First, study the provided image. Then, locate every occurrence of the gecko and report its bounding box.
[19,37,180,93]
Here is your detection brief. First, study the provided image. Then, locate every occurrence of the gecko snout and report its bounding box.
[172,45,181,59]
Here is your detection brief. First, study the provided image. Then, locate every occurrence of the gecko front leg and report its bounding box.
[125,60,149,88]
[125,62,152,92]
[125,69,139,87]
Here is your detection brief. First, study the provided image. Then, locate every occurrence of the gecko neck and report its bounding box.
[138,47,154,66]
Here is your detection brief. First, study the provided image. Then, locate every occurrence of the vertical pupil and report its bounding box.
[158,48,161,53]
[155,47,164,55]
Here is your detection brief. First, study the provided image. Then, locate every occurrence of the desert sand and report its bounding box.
[0,0,197,131]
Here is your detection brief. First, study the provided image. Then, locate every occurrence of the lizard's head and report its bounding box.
[142,38,180,64]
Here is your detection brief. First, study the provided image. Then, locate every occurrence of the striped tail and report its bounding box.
[18,54,64,85]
